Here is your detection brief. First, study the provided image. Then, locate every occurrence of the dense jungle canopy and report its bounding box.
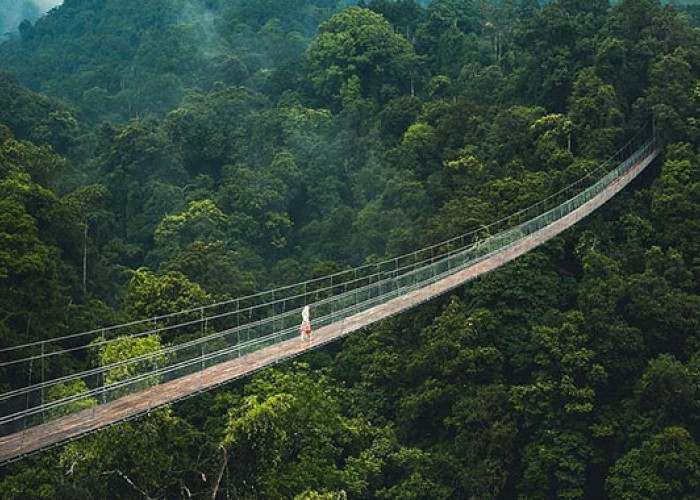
[1,0,700,498]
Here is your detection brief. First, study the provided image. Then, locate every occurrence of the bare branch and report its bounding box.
[102,469,154,500]
[211,445,228,500]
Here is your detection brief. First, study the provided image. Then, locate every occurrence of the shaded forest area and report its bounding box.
[1,0,700,498]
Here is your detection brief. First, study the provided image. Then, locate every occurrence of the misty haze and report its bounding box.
[0,0,62,36]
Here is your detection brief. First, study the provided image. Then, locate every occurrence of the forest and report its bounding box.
[0,0,700,498]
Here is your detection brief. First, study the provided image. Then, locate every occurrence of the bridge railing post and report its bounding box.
[40,340,45,424]
[201,338,205,371]
[153,348,158,389]
[393,257,399,295]
[329,274,334,317]
[271,290,276,339]
[24,355,32,435]
[246,309,252,355]
[101,370,106,405]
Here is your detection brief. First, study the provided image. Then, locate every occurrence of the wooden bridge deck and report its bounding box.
[0,149,658,465]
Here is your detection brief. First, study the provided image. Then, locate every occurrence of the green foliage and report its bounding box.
[165,240,259,299]
[307,7,417,108]
[0,127,75,346]
[223,393,296,495]
[0,455,62,500]
[416,0,483,78]
[124,269,211,327]
[153,199,227,259]
[56,409,206,499]
[221,365,356,497]
[568,67,624,159]
[45,380,96,419]
[650,144,700,260]
[295,491,348,500]
[95,333,166,387]
[511,1,604,111]
[0,0,347,123]
[0,72,80,155]
[518,428,594,500]
[511,311,607,419]
[3,0,700,497]
[606,426,700,499]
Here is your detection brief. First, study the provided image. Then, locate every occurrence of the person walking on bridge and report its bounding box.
[299,305,312,341]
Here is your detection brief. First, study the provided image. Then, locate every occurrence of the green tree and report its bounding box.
[95,333,166,389]
[45,380,97,419]
[650,145,700,261]
[400,122,440,178]
[306,7,417,107]
[62,184,109,297]
[152,199,228,263]
[642,48,696,142]
[165,240,259,299]
[416,0,482,78]
[606,426,700,499]
[577,248,645,385]
[220,365,357,498]
[97,119,186,247]
[624,354,699,442]
[217,165,294,252]
[123,268,211,342]
[0,72,79,155]
[512,1,605,110]
[509,312,606,499]
[0,127,73,347]
[568,67,623,159]
[55,409,206,499]
[518,428,594,500]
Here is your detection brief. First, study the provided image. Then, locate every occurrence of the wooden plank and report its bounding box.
[0,149,658,465]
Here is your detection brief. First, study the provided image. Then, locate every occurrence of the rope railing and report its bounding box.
[0,127,657,440]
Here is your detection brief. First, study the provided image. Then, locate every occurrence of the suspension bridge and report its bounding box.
[0,130,659,465]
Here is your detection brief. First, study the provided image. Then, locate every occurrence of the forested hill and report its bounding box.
[0,0,357,122]
[2,0,700,498]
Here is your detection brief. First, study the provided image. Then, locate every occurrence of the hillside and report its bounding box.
[0,0,351,122]
[1,0,700,498]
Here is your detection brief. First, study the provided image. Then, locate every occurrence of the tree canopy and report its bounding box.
[2,0,700,498]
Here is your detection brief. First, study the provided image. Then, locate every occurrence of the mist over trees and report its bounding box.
[1,0,700,498]
[0,0,63,37]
